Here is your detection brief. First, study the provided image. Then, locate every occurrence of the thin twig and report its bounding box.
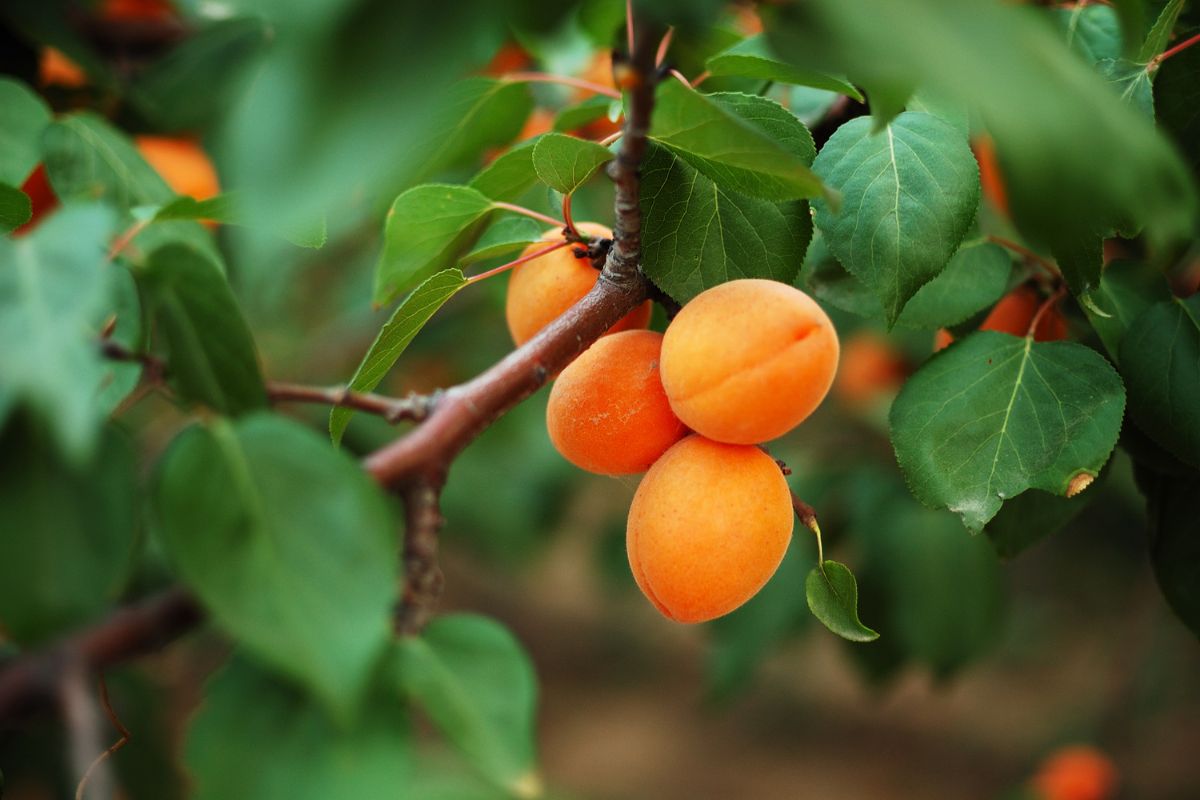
[987,235,1062,278]
[1026,284,1068,338]
[502,71,621,99]
[75,676,130,800]
[598,130,623,147]
[561,193,580,241]
[465,241,571,285]
[1152,31,1200,67]
[106,219,148,262]
[267,382,437,424]
[668,68,692,89]
[791,491,823,564]
[656,27,674,66]
[396,475,447,635]
[490,201,565,229]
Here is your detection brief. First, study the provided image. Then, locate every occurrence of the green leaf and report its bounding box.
[331,269,468,445]
[1053,4,1123,64]
[985,485,1096,559]
[373,184,494,305]
[1049,228,1105,297]
[553,95,616,132]
[0,183,31,234]
[705,34,863,100]
[1137,0,1185,62]
[1119,296,1200,468]
[394,615,540,795]
[811,112,981,325]
[796,230,881,318]
[414,78,534,183]
[139,244,266,416]
[806,560,879,642]
[96,264,144,415]
[152,415,398,720]
[648,80,826,201]
[1083,259,1172,361]
[0,203,117,461]
[640,144,812,303]
[1135,465,1200,638]
[461,217,542,265]
[130,17,269,131]
[468,140,540,203]
[0,422,136,645]
[1110,0,1147,57]
[41,113,173,211]
[894,241,1012,330]
[1098,58,1155,117]
[0,78,52,185]
[891,332,1126,531]
[1153,37,1200,181]
[148,193,327,248]
[905,88,969,136]
[186,655,413,800]
[531,132,612,195]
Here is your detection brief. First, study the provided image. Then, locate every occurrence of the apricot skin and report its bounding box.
[547,330,688,475]
[626,436,794,623]
[505,223,652,347]
[135,136,220,201]
[659,279,839,445]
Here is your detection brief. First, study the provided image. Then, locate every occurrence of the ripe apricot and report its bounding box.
[135,136,220,201]
[834,332,908,408]
[505,222,652,347]
[626,435,793,622]
[659,279,839,444]
[934,285,1067,351]
[547,330,687,475]
[972,134,1008,217]
[14,165,58,237]
[39,48,87,88]
[1030,745,1117,800]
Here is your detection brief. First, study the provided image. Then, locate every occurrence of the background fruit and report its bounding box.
[834,332,908,409]
[660,279,839,444]
[935,284,1067,351]
[1030,745,1118,800]
[627,435,794,623]
[135,135,220,200]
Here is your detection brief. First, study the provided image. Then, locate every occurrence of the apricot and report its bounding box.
[547,330,687,475]
[934,285,1067,351]
[39,48,87,89]
[505,222,652,347]
[1030,745,1117,800]
[834,332,908,408]
[972,134,1008,217]
[14,165,58,237]
[659,279,839,444]
[626,435,793,623]
[135,136,220,201]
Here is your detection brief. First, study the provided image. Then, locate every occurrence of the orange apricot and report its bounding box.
[972,134,1009,217]
[546,330,688,475]
[14,165,58,237]
[626,435,793,623]
[505,223,652,347]
[39,48,87,89]
[1030,745,1118,800]
[934,285,1067,351]
[659,279,840,444]
[482,41,531,77]
[517,108,555,142]
[834,332,908,408]
[135,136,220,201]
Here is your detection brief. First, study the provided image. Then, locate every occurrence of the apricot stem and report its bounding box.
[491,201,565,229]
[599,130,623,147]
[561,193,581,241]
[791,490,824,564]
[987,235,1061,279]
[465,241,571,285]
[503,71,621,100]
[1153,31,1200,67]
[1026,284,1068,339]
[106,219,149,262]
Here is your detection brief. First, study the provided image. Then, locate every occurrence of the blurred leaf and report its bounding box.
[186,655,413,800]
[1111,0,1147,57]
[96,265,144,414]
[1154,36,1200,181]
[152,415,397,721]
[129,219,227,275]
[0,203,116,461]
[0,77,51,185]
[130,17,269,131]
[1135,465,1200,637]
[1137,0,1186,62]
[0,182,31,233]
[468,140,541,203]
[806,560,879,642]
[1049,228,1105,297]
[139,244,266,415]
[394,615,540,795]
[891,332,1126,531]
[1098,58,1155,117]
[532,132,612,195]
[1082,259,1171,361]
[649,80,826,201]
[374,184,494,305]
[461,217,542,265]
[905,88,969,135]
[0,422,135,645]
[1052,4,1123,64]
[553,95,615,132]
[812,112,981,325]
[331,269,467,445]
[985,485,1098,559]
[415,78,534,183]
[1119,296,1200,468]
[894,240,1012,330]
[705,34,862,99]
[41,114,172,211]
[147,193,327,248]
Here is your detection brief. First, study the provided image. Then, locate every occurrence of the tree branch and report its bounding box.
[395,475,448,636]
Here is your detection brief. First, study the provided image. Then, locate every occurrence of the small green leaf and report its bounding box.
[706,35,862,100]
[553,95,614,132]
[649,80,826,201]
[1120,296,1200,468]
[394,615,540,795]
[905,88,969,136]
[806,560,879,642]
[139,244,266,416]
[331,268,468,445]
[373,184,493,305]
[1137,0,1184,62]
[1098,58,1155,117]
[152,415,398,721]
[0,183,31,233]
[186,655,414,800]
[812,112,981,326]
[149,193,327,248]
[0,78,52,186]
[1083,259,1172,362]
[41,113,173,211]
[1053,4,1123,64]
[531,132,612,195]
[468,140,540,203]
[461,217,542,265]
[891,333,1126,531]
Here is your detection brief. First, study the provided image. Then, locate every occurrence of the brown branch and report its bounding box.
[395,475,448,636]
[267,382,437,425]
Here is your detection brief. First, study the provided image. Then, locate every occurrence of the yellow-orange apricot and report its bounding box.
[547,330,688,475]
[135,136,220,201]
[659,279,839,444]
[626,435,793,623]
[834,332,908,408]
[505,223,652,347]
[934,285,1067,351]
[972,134,1008,217]
[1030,745,1118,800]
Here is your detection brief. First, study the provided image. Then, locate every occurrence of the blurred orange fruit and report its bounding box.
[135,136,220,201]
[1030,745,1117,800]
[834,332,908,408]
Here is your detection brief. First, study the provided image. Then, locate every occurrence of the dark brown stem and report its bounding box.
[75,676,130,800]
[395,474,448,636]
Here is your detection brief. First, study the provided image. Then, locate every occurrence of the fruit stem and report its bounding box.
[464,241,571,285]
[1026,284,1068,338]
[1152,31,1200,68]
[598,130,624,147]
[690,70,711,88]
[626,0,635,56]
[491,201,566,229]
[561,193,581,241]
[668,69,692,89]
[791,490,824,565]
[106,219,149,262]
[502,72,621,100]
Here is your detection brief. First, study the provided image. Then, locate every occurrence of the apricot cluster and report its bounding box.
[511,259,840,623]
